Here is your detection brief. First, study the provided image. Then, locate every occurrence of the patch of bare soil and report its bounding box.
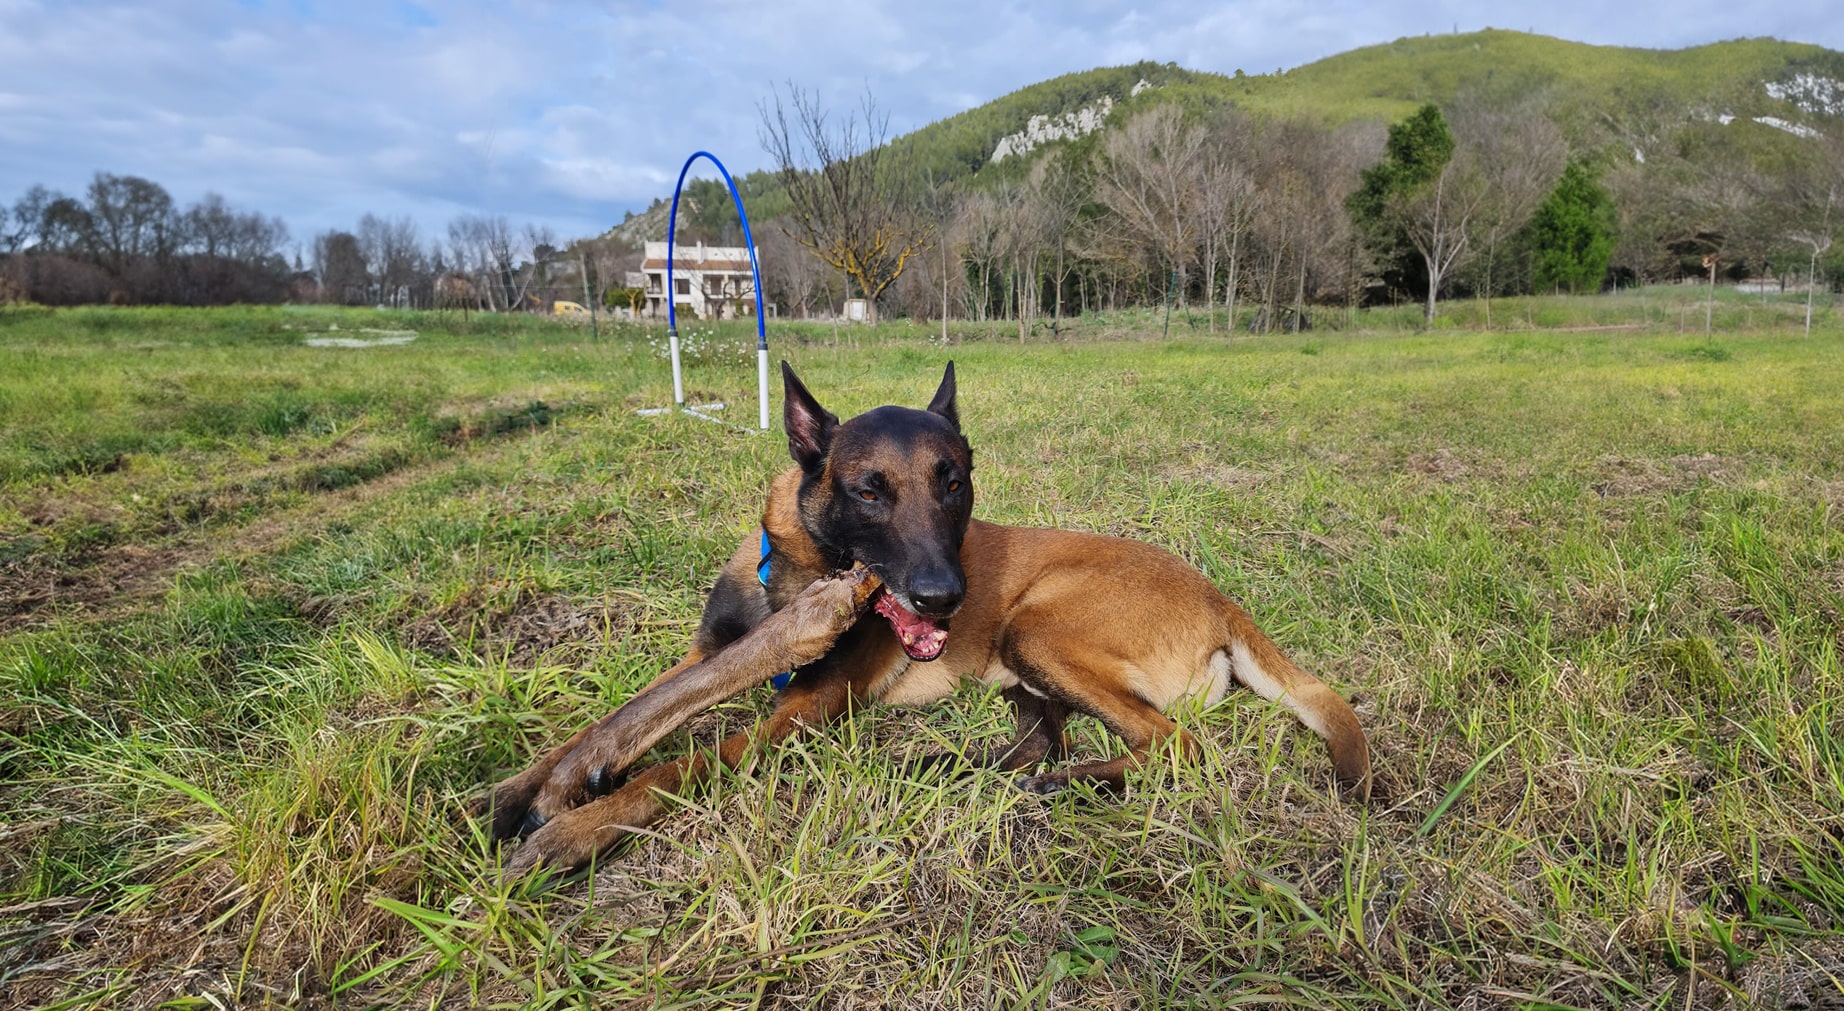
[401,584,632,665]
[0,545,187,633]
[1404,447,1469,482]
[1591,453,1747,498]
[1159,460,1270,490]
[0,450,448,634]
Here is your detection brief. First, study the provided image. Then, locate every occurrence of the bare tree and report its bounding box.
[1093,104,1207,308]
[762,223,831,319]
[1395,149,1489,325]
[916,169,960,339]
[1025,149,1088,333]
[517,223,558,310]
[1197,111,1259,332]
[955,187,1011,321]
[447,214,524,310]
[357,214,422,307]
[1449,94,1566,325]
[760,86,927,323]
[312,230,368,305]
[1786,128,1843,336]
[1002,179,1052,341]
[6,186,59,252]
[84,172,175,276]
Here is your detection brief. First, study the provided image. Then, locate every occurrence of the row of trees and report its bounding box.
[6,90,1840,325]
[0,172,636,312]
[753,87,1844,332]
[0,175,290,305]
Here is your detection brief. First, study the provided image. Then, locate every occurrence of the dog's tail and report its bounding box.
[1219,599,1371,800]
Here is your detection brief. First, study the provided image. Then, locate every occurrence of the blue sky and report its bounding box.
[2,0,1840,251]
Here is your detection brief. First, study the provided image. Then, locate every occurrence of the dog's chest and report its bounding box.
[873,644,1010,706]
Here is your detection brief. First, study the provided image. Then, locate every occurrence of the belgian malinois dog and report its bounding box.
[486,363,1370,875]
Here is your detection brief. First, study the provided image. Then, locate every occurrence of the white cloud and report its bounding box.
[0,0,1839,246]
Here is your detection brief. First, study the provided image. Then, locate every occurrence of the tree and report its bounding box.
[1398,150,1489,324]
[1245,117,1366,333]
[84,172,175,276]
[1448,92,1566,321]
[1196,110,1258,332]
[1092,104,1206,308]
[1026,149,1089,334]
[357,214,422,307]
[446,214,523,310]
[7,186,59,252]
[760,87,928,323]
[1527,161,1617,294]
[761,223,831,318]
[1349,104,1454,308]
[1783,128,1842,336]
[312,230,368,305]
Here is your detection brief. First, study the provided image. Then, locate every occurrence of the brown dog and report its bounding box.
[487,362,1370,875]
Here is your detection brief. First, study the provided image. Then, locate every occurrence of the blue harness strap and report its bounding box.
[758,529,792,690]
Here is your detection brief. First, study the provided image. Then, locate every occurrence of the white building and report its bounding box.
[637,241,761,320]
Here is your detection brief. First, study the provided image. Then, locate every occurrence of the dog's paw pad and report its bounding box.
[1014,774,1065,796]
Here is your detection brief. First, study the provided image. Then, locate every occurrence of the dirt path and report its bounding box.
[0,436,527,634]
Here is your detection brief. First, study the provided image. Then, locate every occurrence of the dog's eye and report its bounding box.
[947,480,961,493]
[858,490,877,502]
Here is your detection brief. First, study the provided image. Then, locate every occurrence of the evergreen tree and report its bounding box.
[1526,161,1616,294]
[1348,104,1455,303]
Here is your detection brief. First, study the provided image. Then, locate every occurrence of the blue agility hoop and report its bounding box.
[665,151,771,431]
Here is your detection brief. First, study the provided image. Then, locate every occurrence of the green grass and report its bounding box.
[2,300,1842,1008]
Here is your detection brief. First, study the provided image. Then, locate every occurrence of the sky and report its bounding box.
[2,0,1840,252]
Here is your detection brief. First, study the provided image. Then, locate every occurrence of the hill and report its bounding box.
[610,30,1843,244]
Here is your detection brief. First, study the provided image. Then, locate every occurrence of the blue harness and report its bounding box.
[758,529,793,690]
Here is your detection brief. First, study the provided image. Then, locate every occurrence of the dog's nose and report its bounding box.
[908,575,964,617]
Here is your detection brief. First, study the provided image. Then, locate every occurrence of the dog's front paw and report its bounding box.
[502,807,626,880]
[471,774,544,843]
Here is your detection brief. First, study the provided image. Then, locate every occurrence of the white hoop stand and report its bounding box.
[635,324,764,431]
[756,347,770,430]
[634,325,733,427]
[633,151,773,435]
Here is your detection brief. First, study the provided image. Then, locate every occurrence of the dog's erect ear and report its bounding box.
[782,361,838,474]
[925,361,958,432]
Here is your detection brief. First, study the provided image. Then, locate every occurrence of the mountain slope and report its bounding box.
[612,30,1844,240]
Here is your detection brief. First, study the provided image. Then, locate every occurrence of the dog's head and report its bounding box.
[781,361,972,662]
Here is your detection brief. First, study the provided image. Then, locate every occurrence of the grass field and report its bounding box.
[2,295,1841,1009]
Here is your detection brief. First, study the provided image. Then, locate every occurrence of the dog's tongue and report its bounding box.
[873,590,949,661]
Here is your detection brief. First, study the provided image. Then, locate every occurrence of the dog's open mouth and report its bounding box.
[873,588,949,662]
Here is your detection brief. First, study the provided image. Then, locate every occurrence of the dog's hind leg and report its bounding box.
[910,686,1069,776]
[1011,690,1198,795]
[998,626,1200,795]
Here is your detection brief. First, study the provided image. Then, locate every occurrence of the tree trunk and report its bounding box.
[1225,228,1241,334]
[941,237,950,342]
[1053,247,1065,333]
[1202,238,1218,334]
[1293,251,1307,333]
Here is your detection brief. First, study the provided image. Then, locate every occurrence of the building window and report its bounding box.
[676,277,690,295]
[707,277,725,296]
[647,273,662,293]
